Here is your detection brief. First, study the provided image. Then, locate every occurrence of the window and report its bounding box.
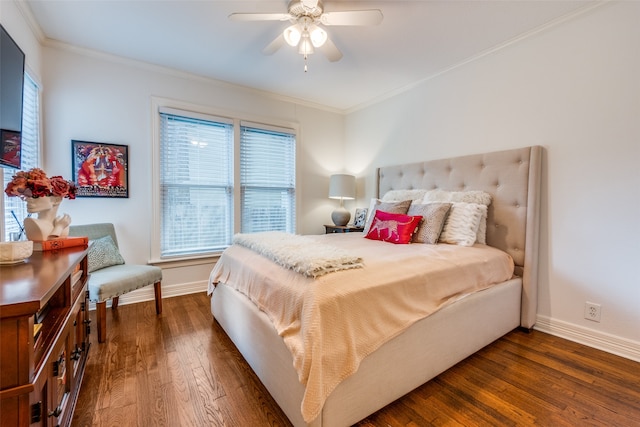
[156,105,297,259]
[2,74,40,241]
[240,123,296,234]
[159,110,234,256]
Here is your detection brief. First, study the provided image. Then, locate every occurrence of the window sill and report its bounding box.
[149,254,221,269]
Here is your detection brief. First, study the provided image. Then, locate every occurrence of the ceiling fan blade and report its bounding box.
[229,12,291,22]
[263,34,286,55]
[320,10,383,26]
[318,38,343,62]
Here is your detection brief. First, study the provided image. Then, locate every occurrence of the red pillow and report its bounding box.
[365,210,423,244]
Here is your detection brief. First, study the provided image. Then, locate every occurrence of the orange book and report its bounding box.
[32,236,89,251]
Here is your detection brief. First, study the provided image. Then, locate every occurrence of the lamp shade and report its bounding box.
[329,174,356,200]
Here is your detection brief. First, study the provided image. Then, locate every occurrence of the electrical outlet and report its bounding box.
[584,302,601,322]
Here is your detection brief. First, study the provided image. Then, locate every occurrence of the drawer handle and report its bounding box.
[52,355,64,376]
[48,405,62,418]
[71,348,81,361]
[84,318,92,325]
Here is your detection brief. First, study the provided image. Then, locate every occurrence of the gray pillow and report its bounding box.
[363,199,412,234]
[88,235,125,273]
[407,202,452,244]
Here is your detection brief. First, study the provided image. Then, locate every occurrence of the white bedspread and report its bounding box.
[208,233,514,423]
[233,231,363,277]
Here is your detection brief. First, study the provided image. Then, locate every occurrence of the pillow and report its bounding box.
[365,210,422,244]
[438,202,487,246]
[475,213,488,245]
[407,202,452,244]
[424,189,492,205]
[362,199,412,234]
[88,235,125,273]
[423,190,492,244]
[381,189,427,203]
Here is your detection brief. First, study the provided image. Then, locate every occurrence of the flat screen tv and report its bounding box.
[1,24,26,169]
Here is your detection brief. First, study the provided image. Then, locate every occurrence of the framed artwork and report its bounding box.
[0,129,22,169]
[354,208,368,228]
[71,140,129,198]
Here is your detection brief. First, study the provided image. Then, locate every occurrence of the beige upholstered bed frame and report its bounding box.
[210,146,542,426]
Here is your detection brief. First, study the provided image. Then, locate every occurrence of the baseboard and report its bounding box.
[89,280,208,311]
[534,315,640,363]
[92,288,640,363]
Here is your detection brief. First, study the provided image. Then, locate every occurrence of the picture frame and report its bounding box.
[71,140,129,198]
[354,207,368,228]
[0,129,22,169]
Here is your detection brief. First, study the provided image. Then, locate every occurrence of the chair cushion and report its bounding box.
[88,264,162,302]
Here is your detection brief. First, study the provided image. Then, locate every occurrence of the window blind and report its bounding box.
[159,112,233,256]
[240,124,296,234]
[157,107,297,258]
[3,74,40,241]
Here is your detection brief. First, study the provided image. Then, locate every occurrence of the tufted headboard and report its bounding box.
[376,146,542,328]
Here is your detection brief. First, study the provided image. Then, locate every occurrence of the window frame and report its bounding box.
[2,72,42,241]
[150,97,299,265]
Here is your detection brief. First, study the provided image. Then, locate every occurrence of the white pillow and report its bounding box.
[438,202,487,247]
[382,189,427,203]
[423,190,492,244]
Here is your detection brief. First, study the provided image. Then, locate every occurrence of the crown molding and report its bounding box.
[43,37,344,116]
[14,0,46,42]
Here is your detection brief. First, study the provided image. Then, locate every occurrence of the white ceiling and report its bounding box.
[23,0,593,111]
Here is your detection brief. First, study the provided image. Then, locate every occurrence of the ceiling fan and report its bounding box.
[229,0,383,71]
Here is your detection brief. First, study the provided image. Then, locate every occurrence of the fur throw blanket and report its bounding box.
[232,231,363,278]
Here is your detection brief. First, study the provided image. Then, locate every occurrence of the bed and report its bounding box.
[208,145,542,427]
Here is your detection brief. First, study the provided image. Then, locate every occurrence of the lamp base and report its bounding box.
[331,206,351,226]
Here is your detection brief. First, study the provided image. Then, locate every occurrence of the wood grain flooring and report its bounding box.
[72,292,640,427]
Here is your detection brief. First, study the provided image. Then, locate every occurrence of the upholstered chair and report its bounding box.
[69,223,162,343]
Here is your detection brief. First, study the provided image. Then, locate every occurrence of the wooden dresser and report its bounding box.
[0,247,91,426]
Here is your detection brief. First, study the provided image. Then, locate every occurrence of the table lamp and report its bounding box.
[329,174,356,226]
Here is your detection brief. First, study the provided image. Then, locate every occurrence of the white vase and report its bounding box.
[23,196,71,241]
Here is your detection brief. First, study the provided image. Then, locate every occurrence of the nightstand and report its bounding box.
[324,225,365,234]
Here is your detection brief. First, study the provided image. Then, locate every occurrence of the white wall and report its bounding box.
[38,44,345,295]
[345,2,640,360]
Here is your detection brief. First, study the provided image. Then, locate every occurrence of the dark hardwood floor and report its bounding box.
[72,292,640,427]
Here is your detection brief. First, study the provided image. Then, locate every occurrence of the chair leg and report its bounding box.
[154,281,162,314]
[111,296,119,309]
[96,301,107,343]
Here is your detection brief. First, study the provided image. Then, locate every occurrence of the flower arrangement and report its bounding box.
[4,168,77,200]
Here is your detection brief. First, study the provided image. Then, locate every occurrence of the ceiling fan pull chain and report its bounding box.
[304,54,308,72]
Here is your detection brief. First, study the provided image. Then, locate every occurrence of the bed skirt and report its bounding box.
[210,277,522,427]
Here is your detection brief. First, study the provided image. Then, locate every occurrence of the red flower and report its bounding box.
[67,181,77,200]
[50,176,71,197]
[4,168,77,200]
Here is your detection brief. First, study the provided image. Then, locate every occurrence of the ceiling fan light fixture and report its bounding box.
[309,25,327,48]
[298,35,314,55]
[283,24,302,46]
[230,0,382,68]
